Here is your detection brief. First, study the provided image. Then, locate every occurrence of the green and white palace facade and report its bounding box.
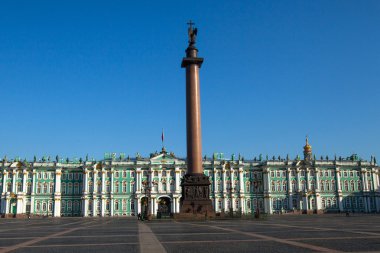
[1,140,379,217]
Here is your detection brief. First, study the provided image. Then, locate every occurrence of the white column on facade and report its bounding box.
[110,170,114,193]
[222,168,227,193]
[361,169,367,191]
[83,198,88,217]
[84,170,88,193]
[175,167,180,193]
[16,196,23,214]
[12,170,16,193]
[93,170,97,194]
[137,198,141,214]
[287,169,293,209]
[336,168,342,191]
[158,170,162,193]
[22,170,27,193]
[30,170,36,214]
[53,169,62,217]
[92,199,97,216]
[150,197,155,215]
[239,169,244,193]
[136,169,141,193]
[2,171,7,193]
[315,168,320,191]
[176,197,180,214]
[296,169,301,192]
[240,197,244,213]
[110,198,114,216]
[101,197,105,216]
[101,170,105,193]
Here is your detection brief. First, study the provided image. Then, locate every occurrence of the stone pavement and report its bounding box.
[0,214,379,253]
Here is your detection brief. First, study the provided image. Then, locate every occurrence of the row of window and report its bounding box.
[87,199,135,212]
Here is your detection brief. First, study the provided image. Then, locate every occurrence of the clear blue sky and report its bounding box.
[0,0,379,161]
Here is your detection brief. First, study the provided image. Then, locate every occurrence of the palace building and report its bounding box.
[1,139,379,217]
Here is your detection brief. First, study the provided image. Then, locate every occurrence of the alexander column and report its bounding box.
[180,21,214,216]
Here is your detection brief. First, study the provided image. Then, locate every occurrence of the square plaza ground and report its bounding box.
[0,214,380,253]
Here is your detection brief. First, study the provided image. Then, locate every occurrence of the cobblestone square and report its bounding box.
[0,214,380,253]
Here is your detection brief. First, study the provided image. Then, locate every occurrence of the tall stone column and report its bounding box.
[179,21,214,216]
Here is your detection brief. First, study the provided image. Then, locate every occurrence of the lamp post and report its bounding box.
[254,181,260,218]
[141,181,151,220]
[226,185,234,217]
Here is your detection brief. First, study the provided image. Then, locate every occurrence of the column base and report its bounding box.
[178,174,215,217]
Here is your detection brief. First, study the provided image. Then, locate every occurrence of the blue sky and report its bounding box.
[0,0,379,161]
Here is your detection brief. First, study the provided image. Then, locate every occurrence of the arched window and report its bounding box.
[61,200,65,212]
[131,171,135,178]
[332,198,337,208]
[310,180,315,191]
[270,171,274,177]
[122,170,127,178]
[332,180,336,191]
[350,181,355,191]
[271,181,275,192]
[122,181,127,193]
[114,181,119,193]
[311,199,316,209]
[327,199,331,208]
[106,200,110,211]
[89,181,93,192]
[368,181,372,191]
[170,180,175,191]
[322,198,326,208]
[115,201,119,211]
[7,182,12,192]
[50,183,54,193]
[326,180,330,191]
[276,181,281,192]
[235,200,239,209]
[217,199,222,210]
[106,181,110,193]
[43,202,47,211]
[123,199,127,211]
[97,181,102,193]
[68,183,73,194]
[115,171,119,178]
[88,200,93,211]
[162,180,167,191]
[357,180,361,191]
[276,171,280,177]
[130,182,135,192]
[27,183,32,194]
[246,181,251,192]
[61,183,66,194]
[282,181,287,192]
[17,183,22,193]
[291,180,297,192]
[36,201,41,211]
[48,201,53,211]
[43,183,48,193]
[344,181,349,191]
[320,181,325,191]
[247,200,251,209]
[67,201,72,211]
[217,180,222,192]
[301,180,306,191]
[162,170,166,177]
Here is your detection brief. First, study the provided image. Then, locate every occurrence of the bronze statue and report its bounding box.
[187,20,197,45]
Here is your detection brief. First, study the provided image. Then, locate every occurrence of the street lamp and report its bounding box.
[254,181,260,218]
[141,181,151,220]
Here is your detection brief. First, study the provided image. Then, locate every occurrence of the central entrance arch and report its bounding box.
[157,196,171,218]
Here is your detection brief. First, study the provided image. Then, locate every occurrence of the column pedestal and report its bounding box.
[177,174,214,218]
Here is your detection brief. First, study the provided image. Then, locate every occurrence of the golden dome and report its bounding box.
[304,136,312,153]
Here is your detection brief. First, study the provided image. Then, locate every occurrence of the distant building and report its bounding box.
[1,139,379,217]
